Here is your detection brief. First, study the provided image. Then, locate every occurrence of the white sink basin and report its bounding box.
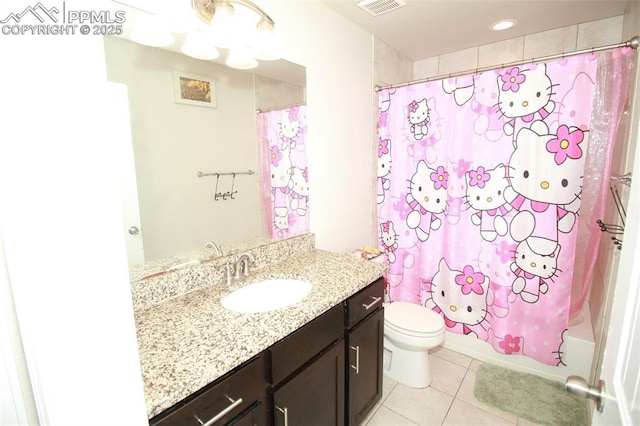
[221,279,312,313]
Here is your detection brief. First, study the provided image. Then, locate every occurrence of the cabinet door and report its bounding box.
[346,308,383,425]
[273,340,345,426]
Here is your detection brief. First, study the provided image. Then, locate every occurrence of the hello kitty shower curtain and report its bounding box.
[258,105,309,239]
[377,49,635,366]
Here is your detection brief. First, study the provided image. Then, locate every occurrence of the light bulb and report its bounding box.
[491,19,517,31]
[209,0,239,49]
[181,31,220,61]
[254,17,280,61]
[226,45,258,70]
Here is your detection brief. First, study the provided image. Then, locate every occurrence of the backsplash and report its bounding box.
[130,233,316,311]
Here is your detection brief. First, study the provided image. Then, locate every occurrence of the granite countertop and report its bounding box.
[134,249,387,418]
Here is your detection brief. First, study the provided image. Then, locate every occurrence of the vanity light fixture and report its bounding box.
[190,0,281,69]
[129,0,280,70]
[491,19,517,31]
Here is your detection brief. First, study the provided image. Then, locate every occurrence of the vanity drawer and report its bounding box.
[151,355,266,426]
[269,304,343,385]
[346,278,384,328]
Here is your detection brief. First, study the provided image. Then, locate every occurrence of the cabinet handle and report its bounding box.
[193,395,243,426]
[350,345,360,374]
[362,296,381,310]
[276,405,289,426]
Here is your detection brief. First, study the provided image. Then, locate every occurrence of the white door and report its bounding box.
[107,82,145,266]
[591,144,640,424]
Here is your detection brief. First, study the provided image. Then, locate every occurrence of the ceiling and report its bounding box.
[319,0,630,61]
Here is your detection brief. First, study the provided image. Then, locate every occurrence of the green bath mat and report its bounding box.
[474,363,589,425]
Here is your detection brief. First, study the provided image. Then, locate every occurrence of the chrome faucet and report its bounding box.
[204,241,222,256]
[234,252,255,279]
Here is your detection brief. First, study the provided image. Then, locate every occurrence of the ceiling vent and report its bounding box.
[356,0,406,17]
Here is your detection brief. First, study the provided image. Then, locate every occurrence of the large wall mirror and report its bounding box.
[103,34,306,281]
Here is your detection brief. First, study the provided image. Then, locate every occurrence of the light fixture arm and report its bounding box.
[192,0,275,26]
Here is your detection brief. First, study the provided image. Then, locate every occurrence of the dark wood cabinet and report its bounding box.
[150,278,384,426]
[272,340,345,426]
[346,308,383,425]
[269,304,345,425]
[345,278,384,425]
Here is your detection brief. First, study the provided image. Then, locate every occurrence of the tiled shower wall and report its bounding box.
[413,15,624,79]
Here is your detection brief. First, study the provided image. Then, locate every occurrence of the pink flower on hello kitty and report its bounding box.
[501,67,526,92]
[407,101,420,118]
[455,265,485,295]
[430,166,449,190]
[468,166,490,188]
[378,139,390,158]
[496,241,517,264]
[499,334,522,354]
[288,107,298,121]
[546,125,584,165]
[270,146,282,166]
[302,167,309,181]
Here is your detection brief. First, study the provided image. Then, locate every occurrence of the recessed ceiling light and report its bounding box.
[491,19,517,31]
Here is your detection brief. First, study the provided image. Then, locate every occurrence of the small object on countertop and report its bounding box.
[350,246,381,260]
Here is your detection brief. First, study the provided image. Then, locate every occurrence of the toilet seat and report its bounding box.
[385,302,445,337]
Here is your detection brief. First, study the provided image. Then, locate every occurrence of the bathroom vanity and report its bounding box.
[133,245,386,425]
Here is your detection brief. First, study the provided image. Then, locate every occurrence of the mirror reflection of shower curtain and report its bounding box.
[376,49,636,366]
[257,105,309,240]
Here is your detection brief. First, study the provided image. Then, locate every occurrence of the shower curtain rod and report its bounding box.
[375,36,639,91]
[256,102,306,114]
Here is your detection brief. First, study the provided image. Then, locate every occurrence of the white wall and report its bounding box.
[0,2,149,422]
[0,0,375,423]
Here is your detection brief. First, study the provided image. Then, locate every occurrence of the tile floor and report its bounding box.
[361,347,542,426]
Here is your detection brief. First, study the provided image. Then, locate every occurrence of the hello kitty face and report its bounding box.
[408,98,430,125]
[497,65,554,119]
[380,221,397,248]
[280,108,301,141]
[378,138,392,178]
[514,240,560,280]
[408,161,448,214]
[289,167,309,196]
[430,258,489,326]
[270,145,292,190]
[509,126,586,205]
[466,164,509,211]
[476,240,515,284]
[274,214,289,231]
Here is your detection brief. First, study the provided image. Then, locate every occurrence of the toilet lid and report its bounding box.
[385,301,445,333]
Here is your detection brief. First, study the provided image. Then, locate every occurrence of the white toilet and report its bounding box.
[383,301,445,388]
